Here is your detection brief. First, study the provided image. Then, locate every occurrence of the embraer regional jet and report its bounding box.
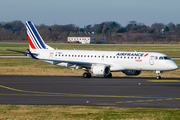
[7,21,179,79]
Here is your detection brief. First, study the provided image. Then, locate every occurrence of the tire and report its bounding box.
[157,76,161,79]
[104,73,112,78]
[83,73,88,78]
[108,73,112,78]
[87,73,91,78]
[83,73,91,78]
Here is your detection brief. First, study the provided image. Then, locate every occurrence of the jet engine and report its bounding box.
[122,70,141,75]
[91,65,110,76]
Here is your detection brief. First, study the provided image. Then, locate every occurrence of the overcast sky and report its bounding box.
[0,0,179,27]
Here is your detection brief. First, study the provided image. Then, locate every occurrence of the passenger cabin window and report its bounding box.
[159,57,163,60]
[106,56,108,58]
[155,56,158,60]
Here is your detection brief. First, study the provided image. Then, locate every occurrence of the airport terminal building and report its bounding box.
[67,37,106,44]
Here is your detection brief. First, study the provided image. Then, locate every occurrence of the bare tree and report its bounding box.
[151,23,165,32]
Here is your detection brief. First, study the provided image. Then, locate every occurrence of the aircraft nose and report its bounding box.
[171,62,179,70]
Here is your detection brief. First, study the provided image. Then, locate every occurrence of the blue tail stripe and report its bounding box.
[29,24,46,49]
[26,22,42,49]
[27,21,46,49]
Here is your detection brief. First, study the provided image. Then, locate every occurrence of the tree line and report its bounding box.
[0,20,180,44]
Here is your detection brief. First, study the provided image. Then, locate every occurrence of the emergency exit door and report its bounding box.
[149,56,154,65]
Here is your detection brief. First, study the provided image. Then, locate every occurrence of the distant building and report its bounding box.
[117,33,151,39]
[67,37,106,44]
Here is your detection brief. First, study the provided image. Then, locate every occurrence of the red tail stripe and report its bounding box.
[27,34,36,49]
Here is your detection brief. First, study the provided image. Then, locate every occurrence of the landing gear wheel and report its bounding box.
[83,72,91,78]
[156,71,161,80]
[88,73,91,78]
[157,76,161,79]
[83,73,88,78]
[104,73,112,78]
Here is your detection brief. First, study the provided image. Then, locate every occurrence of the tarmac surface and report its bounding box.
[0,75,180,108]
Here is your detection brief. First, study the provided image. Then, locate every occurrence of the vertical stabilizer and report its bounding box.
[25,21,54,50]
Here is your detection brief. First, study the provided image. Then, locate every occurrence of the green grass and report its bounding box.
[1,43,180,57]
[0,105,180,119]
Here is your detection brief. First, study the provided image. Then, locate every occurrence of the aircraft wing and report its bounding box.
[41,58,96,65]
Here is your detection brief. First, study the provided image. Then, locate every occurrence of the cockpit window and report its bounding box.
[159,56,171,60]
[159,57,163,60]
[164,56,171,60]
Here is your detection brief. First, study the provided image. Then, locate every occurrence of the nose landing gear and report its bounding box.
[156,71,161,79]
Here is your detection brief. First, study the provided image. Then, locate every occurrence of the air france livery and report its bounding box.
[15,21,180,79]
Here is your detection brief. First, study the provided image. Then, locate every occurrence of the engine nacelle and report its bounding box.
[91,65,110,76]
[122,70,141,76]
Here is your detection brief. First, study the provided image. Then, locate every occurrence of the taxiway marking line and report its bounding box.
[0,84,179,100]
[147,80,180,82]
[116,98,178,104]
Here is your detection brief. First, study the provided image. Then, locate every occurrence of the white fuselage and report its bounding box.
[34,49,178,72]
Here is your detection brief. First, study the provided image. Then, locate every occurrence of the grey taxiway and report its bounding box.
[0,75,180,108]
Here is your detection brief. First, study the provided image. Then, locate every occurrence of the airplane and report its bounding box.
[7,21,179,79]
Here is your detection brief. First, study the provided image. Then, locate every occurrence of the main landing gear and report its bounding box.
[156,71,161,79]
[104,73,112,78]
[83,72,112,78]
[83,72,91,78]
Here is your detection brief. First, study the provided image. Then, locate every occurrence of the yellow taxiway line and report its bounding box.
[147,80,180,82]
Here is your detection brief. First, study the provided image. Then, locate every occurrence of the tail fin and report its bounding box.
[25,21,54,50]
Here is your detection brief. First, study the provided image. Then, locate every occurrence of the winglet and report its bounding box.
[27,49,38,59]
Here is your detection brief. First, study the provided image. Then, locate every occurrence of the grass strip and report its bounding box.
[0,105,180,120]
